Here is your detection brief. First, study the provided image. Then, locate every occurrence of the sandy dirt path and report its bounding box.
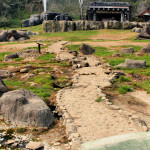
[47,41,144,149]
[70,40,148,48]
[0,43,38,53]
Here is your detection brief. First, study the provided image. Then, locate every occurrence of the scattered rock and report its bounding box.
[27,30,39,35]
[20,68,29,73]
[139,43,150,53]
[26,141,44,150]
[7,139,15,145]
[0,70,12,79]
[0,89,54,127]
[79,44,95,55]
[120,47,134,54]
[21,74,35,79]
[112,53,121,57]
[4,53,19,61]
[116,59,146,68]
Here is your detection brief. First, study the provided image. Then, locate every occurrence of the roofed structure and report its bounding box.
[138,9,150,22]
[86,2,131,22]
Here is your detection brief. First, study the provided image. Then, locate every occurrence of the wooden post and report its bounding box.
[36,43,44,54]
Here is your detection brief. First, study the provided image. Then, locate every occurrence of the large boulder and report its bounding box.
[79,44,95,55]
[17,31,30,39]
[0,79,8,96]
[137,25,150,39]
[22,20,29,27]
[120,47,134,54]
[0,89,54,127]
[116,59,146,68]
[29,14,41,26]
[132,27,141,33]
[0,70,12,79]
[0,30,8,42]
[139,43,150,53]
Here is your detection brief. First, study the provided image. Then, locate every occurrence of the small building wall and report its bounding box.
[42,20,150,33]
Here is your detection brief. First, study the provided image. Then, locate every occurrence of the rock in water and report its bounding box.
[0,79,8,96]
[139,43,150,53]
[0,89,54,127]
[79,44,95,55]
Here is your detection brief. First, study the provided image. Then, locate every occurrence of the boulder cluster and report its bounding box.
[0,30,30,42]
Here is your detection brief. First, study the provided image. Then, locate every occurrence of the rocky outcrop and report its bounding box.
[79,44,95,55]
[0,79,8,96]
[120,47,134,54]
[0,89,54,127]
[0,30,30,42]
[139,43,150,53]
[43,20,150,33]
[116,59,146,68]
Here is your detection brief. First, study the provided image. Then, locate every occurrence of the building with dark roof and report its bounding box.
[137,9,150,22]
[86,2,131,22]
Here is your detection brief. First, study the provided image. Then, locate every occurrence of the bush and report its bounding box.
[118,85,133,94]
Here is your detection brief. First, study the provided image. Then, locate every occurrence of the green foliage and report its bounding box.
[118,85,133,94]
[118,76,130,83]
[37,53,54,61]
[95,97,102,102]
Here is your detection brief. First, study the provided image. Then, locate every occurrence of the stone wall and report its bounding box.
[42,20,150,33]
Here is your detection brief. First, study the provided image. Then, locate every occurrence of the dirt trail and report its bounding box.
[0,43,38,52]
[47,41,144,149]
[70,40,148,48]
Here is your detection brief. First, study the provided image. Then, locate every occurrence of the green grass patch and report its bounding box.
[94,46,113,57]
[37,53,54,61]
[14,57,23,62]
[139,81,150,93]
[65,44,80,52]
[95,97,102,102]
[118,85,133,94]
[4,80,25,89]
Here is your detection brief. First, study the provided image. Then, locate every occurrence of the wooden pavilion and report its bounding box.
[86,2,131,22]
